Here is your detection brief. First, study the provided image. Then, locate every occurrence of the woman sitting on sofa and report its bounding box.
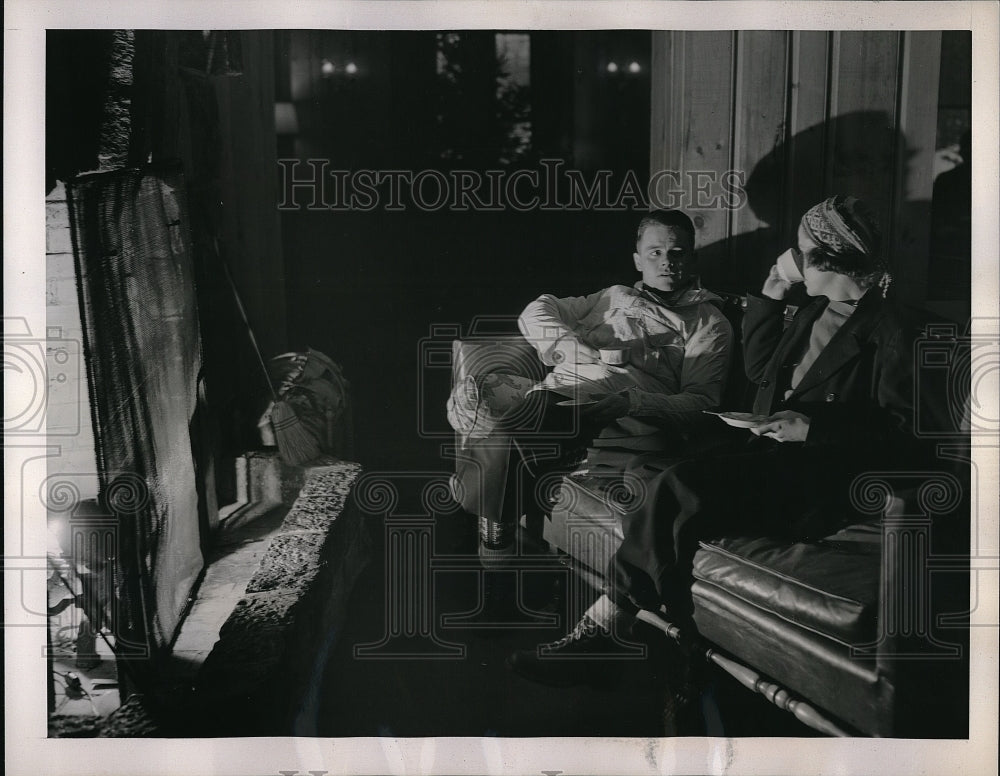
[509,194,924,688]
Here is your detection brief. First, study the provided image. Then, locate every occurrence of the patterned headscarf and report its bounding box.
[801,195,882,260]
[800,195,891,294]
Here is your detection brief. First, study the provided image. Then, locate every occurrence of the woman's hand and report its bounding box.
[582,392,630,425]
[750,410,811,442]
[762,264,793,300]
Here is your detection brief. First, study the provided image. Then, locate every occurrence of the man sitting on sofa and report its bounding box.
[507,195,928,694]
[448,209,733,570]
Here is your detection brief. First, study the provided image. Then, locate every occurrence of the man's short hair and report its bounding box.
[636,209,696,247]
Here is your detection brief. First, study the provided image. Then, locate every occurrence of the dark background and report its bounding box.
[46,28,972,478]
[275,31,653,470]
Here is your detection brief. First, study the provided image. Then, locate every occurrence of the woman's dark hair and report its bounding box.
[636,209,696,246]
[803,244,883,285]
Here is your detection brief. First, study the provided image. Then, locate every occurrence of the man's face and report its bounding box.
[633,224,697,292]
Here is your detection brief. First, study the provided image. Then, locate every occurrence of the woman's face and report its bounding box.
[796,222,864,300]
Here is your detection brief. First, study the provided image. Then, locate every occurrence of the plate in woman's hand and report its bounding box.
[703,410,770,428]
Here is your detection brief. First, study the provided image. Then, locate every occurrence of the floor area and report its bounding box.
[48,625,121,721]
[47,477,822,738]
[47,558,122,726]
[316,510,820,738]
[47,501,292,734]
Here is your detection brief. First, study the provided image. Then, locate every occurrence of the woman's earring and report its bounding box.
[878,271,893,298]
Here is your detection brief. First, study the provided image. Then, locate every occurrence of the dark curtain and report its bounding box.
[68,167,208,680]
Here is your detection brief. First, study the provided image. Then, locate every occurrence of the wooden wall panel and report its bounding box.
[731,30,790,287]
[784,31,830,232]
[650,29,943,305]
[829,32,902,235]
[681,31,735,259]
[648,32,736,287]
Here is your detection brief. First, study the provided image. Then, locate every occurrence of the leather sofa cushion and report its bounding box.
[692,526,882,646]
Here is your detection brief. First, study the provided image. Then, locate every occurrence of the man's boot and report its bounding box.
[507,601,644,687]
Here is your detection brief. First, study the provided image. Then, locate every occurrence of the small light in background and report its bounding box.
[606,61,619,74]
[345,61,358,75]
[628,61,641,74]
[321,59,335,77]
[274,102,300,135]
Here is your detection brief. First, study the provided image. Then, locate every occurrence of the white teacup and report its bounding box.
[599,347,629,365]
[776,247,805,284]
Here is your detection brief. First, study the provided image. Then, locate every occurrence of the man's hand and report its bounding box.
[582,392,630,426]
[550,336,601,365]
[750,410,810,442]
[762,264,793,300]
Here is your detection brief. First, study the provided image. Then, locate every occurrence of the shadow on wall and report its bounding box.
[695,110,927,303]
[928,129,971,302]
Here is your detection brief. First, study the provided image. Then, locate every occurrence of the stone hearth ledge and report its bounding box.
[97,457,369,737]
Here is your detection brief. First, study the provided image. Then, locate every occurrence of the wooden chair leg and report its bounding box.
[636,609,853,737]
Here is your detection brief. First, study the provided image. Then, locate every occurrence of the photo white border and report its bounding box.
[5,2,998,775]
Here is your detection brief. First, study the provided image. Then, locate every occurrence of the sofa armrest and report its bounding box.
[451,335,548,388]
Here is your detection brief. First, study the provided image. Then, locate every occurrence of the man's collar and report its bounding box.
[635,278,721,307]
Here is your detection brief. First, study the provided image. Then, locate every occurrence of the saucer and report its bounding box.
[703,410,770,428]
